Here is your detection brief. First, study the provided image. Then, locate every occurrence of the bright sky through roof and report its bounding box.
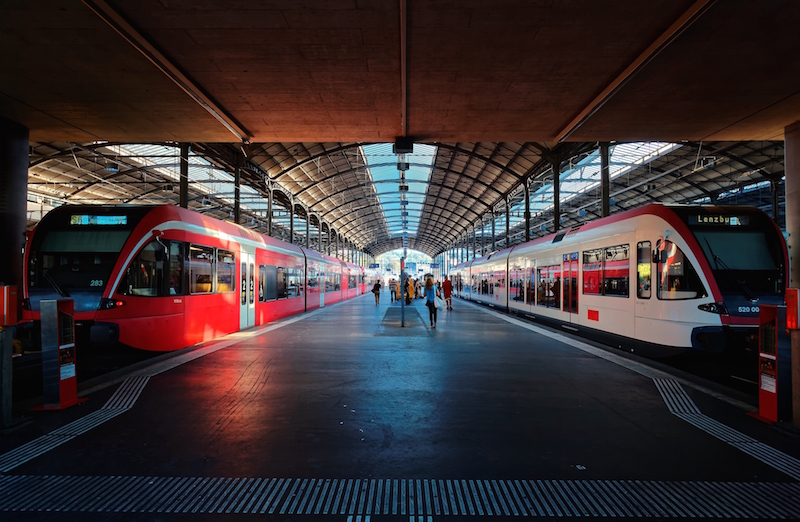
[361,143,436,239]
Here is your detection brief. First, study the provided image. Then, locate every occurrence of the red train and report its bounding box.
[19,204,380,352]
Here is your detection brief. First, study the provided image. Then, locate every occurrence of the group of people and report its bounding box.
[375,274,453,329]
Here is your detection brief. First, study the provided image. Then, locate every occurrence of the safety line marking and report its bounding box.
[0,475,797,518]
[462,299,800,481]
[0,299,358,473]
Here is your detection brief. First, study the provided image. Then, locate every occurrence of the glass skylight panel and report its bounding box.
[361,143,436,238]
[526,142,681,215]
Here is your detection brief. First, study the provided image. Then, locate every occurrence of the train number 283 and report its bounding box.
[738,306,759,313]
[90,280,104,287]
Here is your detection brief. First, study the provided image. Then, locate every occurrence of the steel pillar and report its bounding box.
[305,208,310,249]
[179,143,190,208]
[234,158,241,224]
[267,189,273,236]
[553,159,561,232]
[0,117,28,289]
[600,142,610,217]
[505,198,510,248]
[289,201,294,244]
[524,182,531,242]
[784,120,800,427]
[491,210,496,251]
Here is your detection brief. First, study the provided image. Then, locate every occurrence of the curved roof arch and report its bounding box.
[26,140,785,259]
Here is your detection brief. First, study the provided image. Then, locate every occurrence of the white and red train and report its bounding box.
[20,204,381,352]
[450,204,788,356]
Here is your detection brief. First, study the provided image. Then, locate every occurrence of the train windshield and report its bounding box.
[27,207,150,312]
[680,210,784,296]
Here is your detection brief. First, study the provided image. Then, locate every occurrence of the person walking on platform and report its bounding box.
[389,279,396,303]
[443,274,453,310]
[405,277,413,305]
[396,278,402,304]
[424,276,441,328]
[372,279,382,305]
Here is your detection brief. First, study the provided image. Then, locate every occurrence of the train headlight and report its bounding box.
[698,302,728,315]
[98,298,125,310]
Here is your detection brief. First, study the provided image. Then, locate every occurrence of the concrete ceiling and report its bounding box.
[3,0,799,144]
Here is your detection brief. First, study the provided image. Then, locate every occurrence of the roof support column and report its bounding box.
[289,200,294,244]
[305,208,310,249]
[234,157,241,224]
[0,116,28,291]
[267,188,273,236]
[553,159,561,233]
[318,216,323,253]
[491,210,496,251]
[772,181,781,225]
[524,182,531,242]
[786,121,800,287]
[505,198,510,248]
[481,216,485,256]
[784,120,800,428]
[179,143,190,208]
[600,142,610,217]
[335,232,339,259]
[472,224,477,260]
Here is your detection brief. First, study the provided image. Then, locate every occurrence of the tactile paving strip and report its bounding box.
[0,475,798,518]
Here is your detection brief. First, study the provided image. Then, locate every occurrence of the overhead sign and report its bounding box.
[369,263,380,268]
[430,263,439,268]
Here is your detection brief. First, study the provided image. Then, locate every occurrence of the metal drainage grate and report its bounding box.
[0,475,798,518]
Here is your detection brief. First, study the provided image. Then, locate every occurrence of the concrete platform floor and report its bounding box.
[1,292,799,520]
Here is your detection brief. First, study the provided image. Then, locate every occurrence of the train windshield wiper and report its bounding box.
[704,238,757,303]
[42,268,70,298]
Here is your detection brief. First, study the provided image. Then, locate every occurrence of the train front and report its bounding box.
[20,206,153,351]
[672,206,788,352]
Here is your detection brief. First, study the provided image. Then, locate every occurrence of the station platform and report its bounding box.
[1,291,799,520]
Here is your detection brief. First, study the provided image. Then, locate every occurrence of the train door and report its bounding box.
[634,240,655,333]
[319,267,325,308]
[239,248,256,330]
[562,252,579,319]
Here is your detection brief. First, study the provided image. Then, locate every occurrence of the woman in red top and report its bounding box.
[443,275,453,310]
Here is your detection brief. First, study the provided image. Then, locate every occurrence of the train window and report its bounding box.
[656,240,708,300]
[169,241,184,295]
[216,249,235,293]
[259,264,277,301]
[189,245,214,294]
[349,274,357,290]
[276,267,288,299]
[510,268,524,302]
[326,271,338,292]
[280,267,303,298]
[537,265,561,308]
[637,242,651,299]
[582,249,603,295]
[604,244,630,297]
[123,241,166,297]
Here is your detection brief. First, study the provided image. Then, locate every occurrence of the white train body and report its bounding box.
[450,204,787,356]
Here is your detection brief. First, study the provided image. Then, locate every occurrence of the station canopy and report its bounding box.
[27,139,785,258]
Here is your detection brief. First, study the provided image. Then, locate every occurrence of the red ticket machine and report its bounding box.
[36,299,86,410]
[755,303,793,423]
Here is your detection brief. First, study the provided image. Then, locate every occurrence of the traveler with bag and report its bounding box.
[443,274,453,310]
[424,276,441,329]
[372,280,382,305]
